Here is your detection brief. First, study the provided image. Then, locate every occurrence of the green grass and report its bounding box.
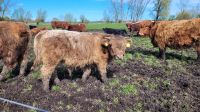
[87,22,127,30]
[115,53,133,66]
[28,22,127,31]
[143,80,158,91]
[31,71,41,80]
[120,84,138,95]
[52,85,61,91]
[109,79,120,86]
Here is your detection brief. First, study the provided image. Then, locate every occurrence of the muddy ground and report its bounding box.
[0,37,199,112]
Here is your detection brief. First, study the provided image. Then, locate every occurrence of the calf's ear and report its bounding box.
[101,36,112,47]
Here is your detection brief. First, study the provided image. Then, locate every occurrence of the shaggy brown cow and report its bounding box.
[138,18,200,60]
[126,23,133,32]
[30,27,47,36]
[126,20,153,35]
[0,21,31,81]
[51,21,69,29]
[68,23,87,32]
[34,30,132,91]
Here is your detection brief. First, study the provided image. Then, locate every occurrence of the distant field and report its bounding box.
[29,22,127,31]
[86,23,127,31]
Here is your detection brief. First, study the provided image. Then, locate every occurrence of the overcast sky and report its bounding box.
[11,0,200,21]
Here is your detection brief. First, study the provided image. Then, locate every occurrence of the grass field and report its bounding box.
[29,22,127,31]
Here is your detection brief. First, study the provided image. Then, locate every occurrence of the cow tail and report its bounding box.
[32,31,44,70]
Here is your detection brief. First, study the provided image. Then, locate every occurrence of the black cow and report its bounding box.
[103,28,128,36]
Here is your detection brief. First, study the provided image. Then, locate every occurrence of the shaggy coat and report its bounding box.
[138,18,200,60]
[126,20,153,35]
[51,21,69,29]
[68,23,87,32]
[0,21,31,80]
[34,30,132,91]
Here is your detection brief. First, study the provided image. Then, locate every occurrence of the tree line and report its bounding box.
[0,0,89,24]
[103,0,200,22]
[0,0,199,23]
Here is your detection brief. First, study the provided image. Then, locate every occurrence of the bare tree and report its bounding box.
[11,7,32,22]
[24,11,32,22]
[103,10,111,22]
[52,17,59,21]
[127,0,151,21]
[80,15,89,23]
[176,0,200,19]
[176,10,192,20]
[64,13,76,23]
[110,0,124,22]
[0,0,15,19]
[152,0,171,20]
[36,9,47,25]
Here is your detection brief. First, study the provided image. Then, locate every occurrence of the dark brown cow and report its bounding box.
[0,21,31,81]
[33,30,132,91]
[138,18,200,60]
[126,22,135,32]
[51,21,69,29]
[68,23,87,32]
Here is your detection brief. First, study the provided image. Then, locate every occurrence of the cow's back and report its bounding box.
[153,19,200,48]
[39,30,101,67]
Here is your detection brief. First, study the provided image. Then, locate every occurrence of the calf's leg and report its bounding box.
[158,48,166,60]
[196,44,200,60]
[0,64,16,81]
[0,65,10,81]
[82,68,91,82]
[18,53,29,76]
[41,65,56,91]
[97,62,108,82]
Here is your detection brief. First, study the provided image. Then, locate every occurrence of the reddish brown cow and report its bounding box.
[126,20,153,35]
[126,23,133,32]
[138,18,200,60]
[0,21,31,81]
[30,27,47,36]
[68,23,87,32]
[51,21,69,29]
[33,30,132,91]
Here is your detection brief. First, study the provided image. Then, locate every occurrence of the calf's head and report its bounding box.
[102,35,132,59]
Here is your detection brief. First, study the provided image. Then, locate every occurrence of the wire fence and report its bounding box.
[0,97,49,112]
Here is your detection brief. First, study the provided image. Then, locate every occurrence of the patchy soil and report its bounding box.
[0,37,199,112]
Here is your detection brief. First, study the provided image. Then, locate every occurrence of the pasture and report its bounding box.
[0,23,199,112]
[30,22,127,31]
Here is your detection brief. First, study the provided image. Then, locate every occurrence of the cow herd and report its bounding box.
[126,18,200,60]
[51,21,87,32]
[0,18,200,91]
[0,21,132,91]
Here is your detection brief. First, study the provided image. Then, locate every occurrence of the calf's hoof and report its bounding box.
[82,77,87,82]
[0,74,7,81]
[54,78,60,85]
[101,76,108,83]
[43,87,50,92]
[0,75,4,81]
